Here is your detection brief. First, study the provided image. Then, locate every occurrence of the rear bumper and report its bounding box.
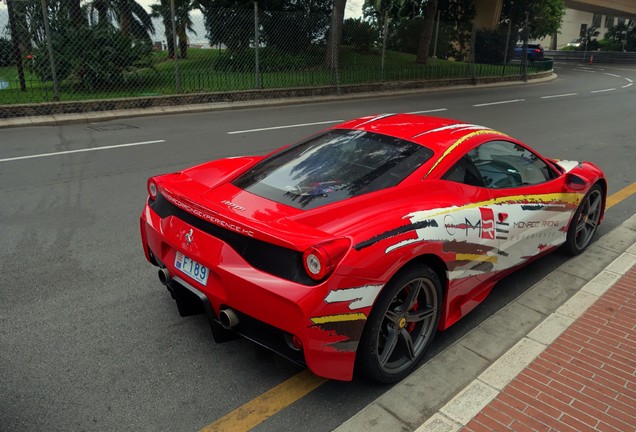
[140,201,374,381]
[166,275,306,366]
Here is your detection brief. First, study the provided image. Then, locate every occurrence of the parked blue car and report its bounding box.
[514,43,544,62]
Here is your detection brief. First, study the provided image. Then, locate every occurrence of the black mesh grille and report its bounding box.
[149,194,317,286]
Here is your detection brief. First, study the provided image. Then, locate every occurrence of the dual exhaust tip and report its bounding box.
[219,308,240,329]
[158,268,171,286]
[157,268,239,330]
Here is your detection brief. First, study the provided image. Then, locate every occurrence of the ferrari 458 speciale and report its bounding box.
[140,114,606,383]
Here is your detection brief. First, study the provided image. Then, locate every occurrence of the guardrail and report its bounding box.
[545,50,636,64]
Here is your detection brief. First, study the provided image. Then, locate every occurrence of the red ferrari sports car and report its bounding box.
[140,114,606,383]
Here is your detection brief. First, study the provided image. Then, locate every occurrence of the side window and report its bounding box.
[467,141,554,189]
[442,155,485,187]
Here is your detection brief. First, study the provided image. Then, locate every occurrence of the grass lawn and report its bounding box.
[0,48,551,105]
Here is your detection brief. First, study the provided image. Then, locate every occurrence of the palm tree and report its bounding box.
[89,0,155,40]
[150,0,196,59]
[69,0,87,27]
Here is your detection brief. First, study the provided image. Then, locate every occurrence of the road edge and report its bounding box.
[0,73,557,130]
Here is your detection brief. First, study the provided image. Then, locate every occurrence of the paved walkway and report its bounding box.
[459,264,636,432]
[420,248,636,432]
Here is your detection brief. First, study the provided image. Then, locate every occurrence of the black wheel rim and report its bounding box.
[575,189,602,250]
[376,277,438,375]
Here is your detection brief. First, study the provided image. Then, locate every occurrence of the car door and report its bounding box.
[463,140,573,272]
[436,153,502,282]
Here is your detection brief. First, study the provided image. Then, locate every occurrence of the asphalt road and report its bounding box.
[1,63,635,432]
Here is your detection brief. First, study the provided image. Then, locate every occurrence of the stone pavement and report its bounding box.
[336,214,636,432]
[456,264,636,432]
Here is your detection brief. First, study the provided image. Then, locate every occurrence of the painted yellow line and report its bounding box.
[606,181,636,209]
[199,180,636,432]
[199,370,326,432]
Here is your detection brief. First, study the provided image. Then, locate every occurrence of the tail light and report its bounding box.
[147,178,158,201]
[534,49,541,53]
[303,238,350,281]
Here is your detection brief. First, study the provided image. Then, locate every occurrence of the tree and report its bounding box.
[365,0,437,58]
[438,0,475,61]
[200,0,332,56]
[580,26,600,51]
[8,0,34,54]
[415,0,436,63]
[363,0,405,23]
[88,0,155,40]
[325,0,346,69]
[341,17,379,52]
[603,21,635,51]
[385,17,424,54]
[198,0,254,51]
[500,0,565,41]
[150,0,196,58]
[91,0,111,25]
[69,0,87,27]
[260,1,331,54]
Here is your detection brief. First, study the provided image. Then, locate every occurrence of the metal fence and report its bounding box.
[0,1,552,106]
[545,50,636,64]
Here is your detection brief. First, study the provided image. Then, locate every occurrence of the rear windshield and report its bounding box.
[233,129,433,210]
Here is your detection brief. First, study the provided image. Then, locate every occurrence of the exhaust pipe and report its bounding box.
[219,308,240,329]
[158,268,171,285]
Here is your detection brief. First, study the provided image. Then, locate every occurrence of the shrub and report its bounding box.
[598,39,622,51]
[29,26,152,89]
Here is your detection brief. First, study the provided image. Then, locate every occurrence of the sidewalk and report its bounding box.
[0,74,557,129]
[336,214,636,432]
[457,263,636,432]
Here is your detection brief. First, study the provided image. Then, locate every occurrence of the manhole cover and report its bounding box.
[88,124,139,131]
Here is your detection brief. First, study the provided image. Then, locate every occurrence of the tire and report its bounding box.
[357,265,442,383]
[563,184,603,255]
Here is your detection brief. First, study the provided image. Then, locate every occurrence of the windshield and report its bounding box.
[233,129,433,210]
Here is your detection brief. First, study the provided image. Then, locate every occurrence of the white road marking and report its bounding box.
[227,120,343,135]
[626,78,634,83]
[473,99,525,107]
[0,140,166,163]
[604,73,621,78]
[574,69,596,73]
[623,83,634,88]
[591,88,616,93]
[407,108,448,114]
[541,93,578,99]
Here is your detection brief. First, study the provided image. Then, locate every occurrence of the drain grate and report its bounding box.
[88,124,139,131]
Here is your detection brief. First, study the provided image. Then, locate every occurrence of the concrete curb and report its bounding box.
[0,73,557,129]
[334,213,636,432]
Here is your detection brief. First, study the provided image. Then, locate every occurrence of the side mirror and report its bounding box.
[565,173,587,191]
